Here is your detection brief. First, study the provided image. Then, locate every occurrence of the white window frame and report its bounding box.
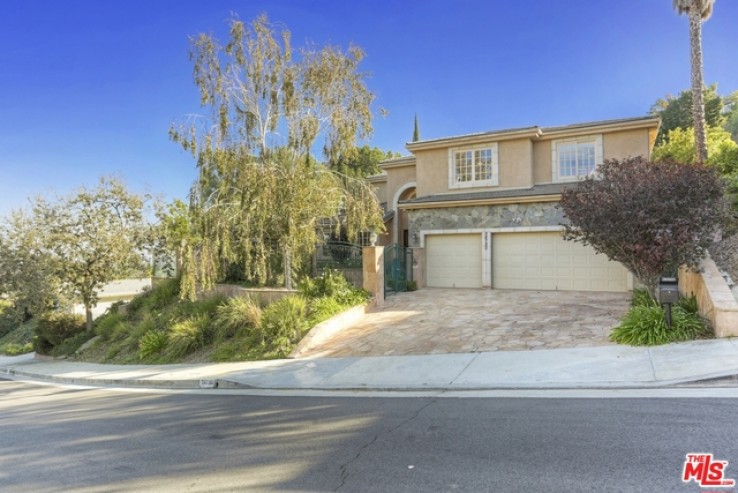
[448,143,499,189]
[551,134,603,183]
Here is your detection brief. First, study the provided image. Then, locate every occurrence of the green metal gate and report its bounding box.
[384,243,413,298]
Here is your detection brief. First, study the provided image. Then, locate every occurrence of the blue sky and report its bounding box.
[1,0,737,216]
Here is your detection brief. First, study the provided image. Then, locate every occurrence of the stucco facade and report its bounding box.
[367,115,660,291]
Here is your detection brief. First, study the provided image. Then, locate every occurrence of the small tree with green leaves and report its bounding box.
[652,126,738,173]
[650,85,724,144]
[33,177,152,330]
[724,90,738,142]
[560,156,731,298]
[0,210,65,321]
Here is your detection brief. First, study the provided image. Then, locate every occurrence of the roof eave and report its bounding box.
[399,194,562,210]
[406,127,542,152]
[539,117,661,140]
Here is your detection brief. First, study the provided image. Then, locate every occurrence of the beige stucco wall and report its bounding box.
[603,128,652,161]
[414,148,447,197]
[385,165,416,207]
[532,140,552,185]
[531,128,652,186]
[499,139,533,189]
[386,124,656,198]
[372,181,388,205]
[416,139,535,196]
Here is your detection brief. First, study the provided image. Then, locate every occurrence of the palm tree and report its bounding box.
[673,0,715,164]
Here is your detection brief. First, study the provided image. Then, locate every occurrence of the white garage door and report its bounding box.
[493,232,628,292]
[426,234,483,288]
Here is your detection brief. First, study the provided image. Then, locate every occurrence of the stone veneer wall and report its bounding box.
[407,202,564,246]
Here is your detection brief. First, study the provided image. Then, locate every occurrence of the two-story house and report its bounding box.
[368,115,661,292]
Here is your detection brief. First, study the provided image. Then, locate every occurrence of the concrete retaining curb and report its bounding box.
[288,304,368,359]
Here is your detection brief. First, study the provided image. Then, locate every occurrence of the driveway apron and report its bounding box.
[299,288,630,358]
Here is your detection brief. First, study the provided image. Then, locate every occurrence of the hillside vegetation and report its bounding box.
[1,271,368,363]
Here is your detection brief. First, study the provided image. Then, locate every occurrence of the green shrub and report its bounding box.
[259,295,309,356]
[176,294,226,318]
[119,314,158,351]
[610,294,711,346]
[678,293,700,314]
[94,311,128,341]
[1,342,33,356]
[109,320,135,342]
[138,330,168,360]
[51,331,96,358]
[34,312,86,355]
[307,296,345,326]
[0,299,17,339]
[213,296,262,340]
[298,270,369,305]
[166,314,211,358]
[209,335,268,362]
[127,278,180,316]
[630,288,654,308]
[0,319,37,355]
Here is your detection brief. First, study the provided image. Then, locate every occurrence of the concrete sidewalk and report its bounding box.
[3,338,738,391]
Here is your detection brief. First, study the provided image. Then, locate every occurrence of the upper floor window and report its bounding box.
[449,143,499,188]
[552,135,603,182]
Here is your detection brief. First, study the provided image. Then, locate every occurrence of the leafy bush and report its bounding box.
[209,336,269,362]
[126,278,180,315]
[0,318,37,356]
[610,292,711,346]
[138,330,168,360]
[629,288,654,308]
[298,270,370,306]
[166,314,211,358]
[124,315,158,349]
[175,294,226,319]
[1,342,33,356]
[560,156,731,296]
[51,331,96,358]
[0,299,17,339]
[258,295,309,356]
[34,312,86,355]
[213,296,262,340]
[307,296,345,326]
[94,311,128,341]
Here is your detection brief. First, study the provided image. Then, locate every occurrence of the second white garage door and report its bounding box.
[426,234,482,288]
[493,232,628,292]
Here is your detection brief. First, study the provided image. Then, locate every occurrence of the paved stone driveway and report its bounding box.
[299,288,630,358]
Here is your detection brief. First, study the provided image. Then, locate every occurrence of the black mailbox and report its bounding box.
[658,277,679,304]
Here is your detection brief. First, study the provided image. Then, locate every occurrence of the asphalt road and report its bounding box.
[1,380,737,492]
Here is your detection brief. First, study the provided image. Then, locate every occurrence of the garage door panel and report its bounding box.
[426,234,482,288]
[493,232,628,292]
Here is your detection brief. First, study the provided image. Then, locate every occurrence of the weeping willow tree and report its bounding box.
[171,14,384,297]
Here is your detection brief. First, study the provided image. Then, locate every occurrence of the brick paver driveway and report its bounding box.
[298,288,630,358]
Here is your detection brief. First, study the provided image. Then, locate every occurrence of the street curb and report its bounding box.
[5,365,738,393]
